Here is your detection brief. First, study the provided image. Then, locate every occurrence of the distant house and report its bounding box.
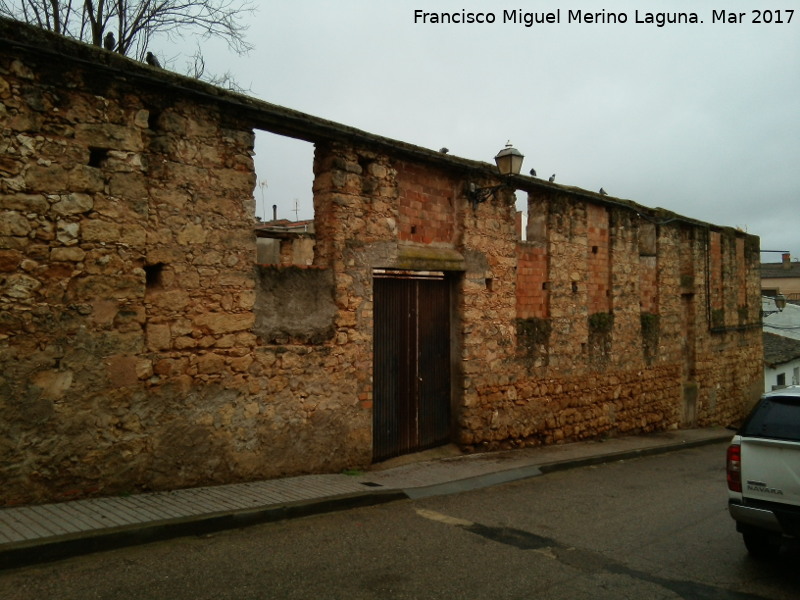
[761,253,800,300]
[255,219,315,265]
[761,295,800,392]
[763,332,800,391]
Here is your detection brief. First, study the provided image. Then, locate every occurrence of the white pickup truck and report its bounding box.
[727,386,800,557]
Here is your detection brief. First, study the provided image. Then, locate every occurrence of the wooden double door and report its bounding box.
[372,271,452,461]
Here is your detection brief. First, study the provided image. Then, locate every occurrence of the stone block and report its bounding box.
[0,249,22,272]
[119,224,146,246]
[0,193,47,213]
[146,323,172,351]
[31,369,73,400]
[154,357,190,376]
[1,273,41,299]
[24,165,70,192]
[67,166,104,193]
[80,219,120,243]
[51,193,94,216]
[147,289,190,311]
[196,352,225,374]
[0,211,31,236]
[106,355,139,387]
[195,312,254,335]
[56,221,80,245]
[108,172,148,199]
[176,223,207,245]
[50,246,86,262]
[75,123,144,152]
[66,274,144,301]
[134,109,150,129]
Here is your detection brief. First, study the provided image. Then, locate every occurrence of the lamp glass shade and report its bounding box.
[775,294,787,311]
[494,142,524,175]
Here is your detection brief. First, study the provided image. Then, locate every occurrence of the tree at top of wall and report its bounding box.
[0,0,254,89]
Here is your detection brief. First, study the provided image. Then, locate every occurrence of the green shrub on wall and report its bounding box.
[588,312,614,365]
[516,317,551,367]
[641,312,660,364]
[640,312,659,338]
[516,317,552,349]
[737,305,750,326]
[588,311,614,334]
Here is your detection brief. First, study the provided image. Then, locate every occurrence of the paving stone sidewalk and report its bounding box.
[0,427,732,569]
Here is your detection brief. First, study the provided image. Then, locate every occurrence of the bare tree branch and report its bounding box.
[186,44,250,93]
[2,0,255,89]
[0,0,74,34]
[1,0,254,57]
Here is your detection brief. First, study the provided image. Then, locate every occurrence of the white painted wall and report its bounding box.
[765,358,800,393]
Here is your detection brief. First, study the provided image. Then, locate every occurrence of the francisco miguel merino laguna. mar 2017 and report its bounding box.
[412,8,796,27]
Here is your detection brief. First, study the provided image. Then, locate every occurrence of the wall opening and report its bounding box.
[515,190,527,241]
[88,147,109,168]
[253,131,315,224]
[147,109,162,130]
[253,131,316,266]
[145,263,165,290]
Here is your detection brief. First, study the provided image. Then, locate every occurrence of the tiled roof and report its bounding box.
[761,261,800,279]
[763,332,800,367]
[254,219,315,238]
[255,219,314,229]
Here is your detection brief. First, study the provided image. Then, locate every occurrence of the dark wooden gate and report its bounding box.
[373,271,451,461]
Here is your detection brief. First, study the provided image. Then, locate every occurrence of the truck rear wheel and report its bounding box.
[742,529,780,559]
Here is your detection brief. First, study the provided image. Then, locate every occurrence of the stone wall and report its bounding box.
[461,191,762,450]
[0,20,763,506]
[0,31,267,503]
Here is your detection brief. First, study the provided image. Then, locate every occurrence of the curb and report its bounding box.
[405,432,732,499]
[539,430,732,475]
[0,489,406,571]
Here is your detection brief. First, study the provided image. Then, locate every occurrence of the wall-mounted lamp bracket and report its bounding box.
[467,182,504,210]
[466,141,524,211]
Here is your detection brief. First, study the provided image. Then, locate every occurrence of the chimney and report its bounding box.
[272,204,277,222]
[783,253,791,269]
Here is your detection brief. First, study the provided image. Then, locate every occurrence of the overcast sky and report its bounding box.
[179,0,799,263]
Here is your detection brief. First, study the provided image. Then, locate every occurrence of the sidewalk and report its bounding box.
[0,427,732,570]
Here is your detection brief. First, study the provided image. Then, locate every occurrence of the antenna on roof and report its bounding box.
[259,179,268,221]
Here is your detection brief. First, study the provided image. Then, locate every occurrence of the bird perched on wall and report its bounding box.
[439,147,449,154]
[529,168,536,177]
[146,52,161,67]
[599,188,608,195]
[548,174,556,183]
[103,32,115,51]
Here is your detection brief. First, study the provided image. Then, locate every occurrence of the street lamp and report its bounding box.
[494,141,525,176]
[762,294,787,317]
[467,141,524,209]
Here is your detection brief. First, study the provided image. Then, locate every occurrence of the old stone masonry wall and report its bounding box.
[0,20,763,506]
[0,38,267,504]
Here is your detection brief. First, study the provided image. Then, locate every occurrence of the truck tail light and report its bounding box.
[727,443,742,492]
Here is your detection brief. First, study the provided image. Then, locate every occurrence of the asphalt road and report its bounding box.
[1,441,797,599]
